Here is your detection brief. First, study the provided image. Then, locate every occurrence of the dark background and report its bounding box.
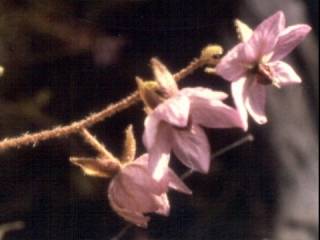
[0,0,318,239]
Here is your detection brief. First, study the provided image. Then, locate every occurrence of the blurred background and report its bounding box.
[0,0,318,239]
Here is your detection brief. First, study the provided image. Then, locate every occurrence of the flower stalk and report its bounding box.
[0,54,211,152]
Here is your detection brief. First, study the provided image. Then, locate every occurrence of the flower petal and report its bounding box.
[154,194,170,216]
[153,95,190,127]
[151,58,178,96]
[190,98,245,129]
[121,155,167,194]
[180,87,228,100]
[268,61,302,86]
[245,79,268,124]
[143,114,160,150]
[166,169,192,194]
[215,43,248,82]
[108,192,151,228]
[231,77,250,131]
[109,175,160,215]
[244,11,285,59]
[146,123,172,181]
[271,24,312,61]
[149,149,171,182]
[172,125,211,173]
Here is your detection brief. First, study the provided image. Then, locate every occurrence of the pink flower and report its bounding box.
[216,11,311,129]
[142,59,244,176]
[108,154,191,227]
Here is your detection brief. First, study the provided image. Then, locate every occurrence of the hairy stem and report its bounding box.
[0,57,206,152]
[0,91,139,152]
[80,128,118,161]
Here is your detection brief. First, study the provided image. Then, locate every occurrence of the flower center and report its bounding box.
[249,63,280,87]
[249,63,273,85]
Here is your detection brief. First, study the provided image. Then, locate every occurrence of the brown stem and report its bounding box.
[173,58,205,82]
[80,128,118,162]
[0,57,206,152]
[0,91,139,152]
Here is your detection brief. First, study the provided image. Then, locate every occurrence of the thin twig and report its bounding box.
[0,91,139,152]
[80,128,117,161]
[110,224,132,240]
[111,134,254,240]
[181,134,254,180]
[212,134,254,159]
[0,58,206,152]
[173,58,205,82]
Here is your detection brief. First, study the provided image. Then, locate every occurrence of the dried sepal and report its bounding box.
[150,58,178,95]
[234,19,253,42]
[70,156,121,178]
[121,124,136,164]
[136,77,163,110]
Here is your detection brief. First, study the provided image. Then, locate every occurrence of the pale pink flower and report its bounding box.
[216,11,311,129]
[143,59,244,176]
[108,154,191,228]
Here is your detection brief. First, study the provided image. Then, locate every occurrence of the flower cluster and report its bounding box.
[69,11,311,227]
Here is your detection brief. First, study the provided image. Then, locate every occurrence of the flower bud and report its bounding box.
[200,44,223,64]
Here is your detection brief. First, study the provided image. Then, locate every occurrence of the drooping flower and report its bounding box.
[108,153,191,228]
[215,11,311,129]
[70,126,191,227]
[140,58,244,177]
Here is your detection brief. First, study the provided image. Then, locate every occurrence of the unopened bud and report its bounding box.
[201,44,223,64]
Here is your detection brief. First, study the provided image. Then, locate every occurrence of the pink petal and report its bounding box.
[151,58,178,96]
[180,87,228,100]
[190,98,245,129]
[149,149,171,182]
[215,43,248,82]
[121,156,168,194]
[146,123,172,181]
[244,11,285,60]
[245,79,268,124]
[108,194,150,227]
[166,169,192,194]
[271,24,312,61]
[153,95,190,127]
[154,194,170,216]
[267,61,302,86]
[109,175,160,214]
[171,125,211,173]
[108,158,175,227]
[143,114,160,149]
[231,77,250,131]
